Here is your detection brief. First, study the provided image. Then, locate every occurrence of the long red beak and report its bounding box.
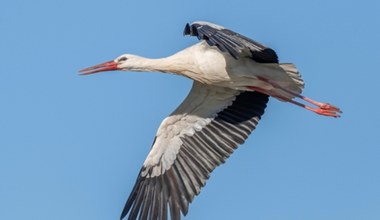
[79,60,118,75]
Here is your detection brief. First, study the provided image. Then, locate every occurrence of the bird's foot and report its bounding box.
[319,103,342,113]
[305,106,341,118]
[302,97,342,113]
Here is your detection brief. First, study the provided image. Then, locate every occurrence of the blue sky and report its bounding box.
[1,0,379,219]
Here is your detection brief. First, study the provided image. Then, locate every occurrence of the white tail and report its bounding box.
[280,63,304,94]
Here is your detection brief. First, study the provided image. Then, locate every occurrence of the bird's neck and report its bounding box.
[130,55,189,76]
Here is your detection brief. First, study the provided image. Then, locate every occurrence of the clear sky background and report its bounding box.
[1,0,379,220]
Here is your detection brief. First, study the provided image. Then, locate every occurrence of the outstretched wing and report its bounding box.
[120,82,269,220]
[183,21,278,63]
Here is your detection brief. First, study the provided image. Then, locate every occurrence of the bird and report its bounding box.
[80,21,341,220]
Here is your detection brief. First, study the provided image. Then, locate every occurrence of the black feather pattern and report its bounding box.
[184,22,279,63]
[120,91,269,220]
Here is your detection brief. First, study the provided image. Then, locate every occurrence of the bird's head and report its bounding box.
[79,54,144,75]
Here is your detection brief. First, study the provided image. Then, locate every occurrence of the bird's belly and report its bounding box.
[194,55,269,89]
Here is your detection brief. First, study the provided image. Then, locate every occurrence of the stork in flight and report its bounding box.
[80,21,341,220]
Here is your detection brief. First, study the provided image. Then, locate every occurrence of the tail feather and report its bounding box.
[280,63,305,94]
[279,63,304,93]
[263,63,304,102]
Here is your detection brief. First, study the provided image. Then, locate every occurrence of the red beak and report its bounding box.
[79,60,118,75]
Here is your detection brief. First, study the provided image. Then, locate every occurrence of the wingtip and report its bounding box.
[183,23,191,36]
[120,211,126,220]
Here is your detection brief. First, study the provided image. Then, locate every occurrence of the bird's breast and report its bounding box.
[185,43,232,84]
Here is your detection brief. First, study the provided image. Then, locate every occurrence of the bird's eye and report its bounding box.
[118,57,128,62]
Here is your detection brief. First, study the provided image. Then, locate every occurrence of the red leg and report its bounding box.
[256,76,342,114]
[246,85,341,118]
[286,98,341,118]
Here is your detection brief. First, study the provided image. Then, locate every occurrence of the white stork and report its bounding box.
[80,21,341,220]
